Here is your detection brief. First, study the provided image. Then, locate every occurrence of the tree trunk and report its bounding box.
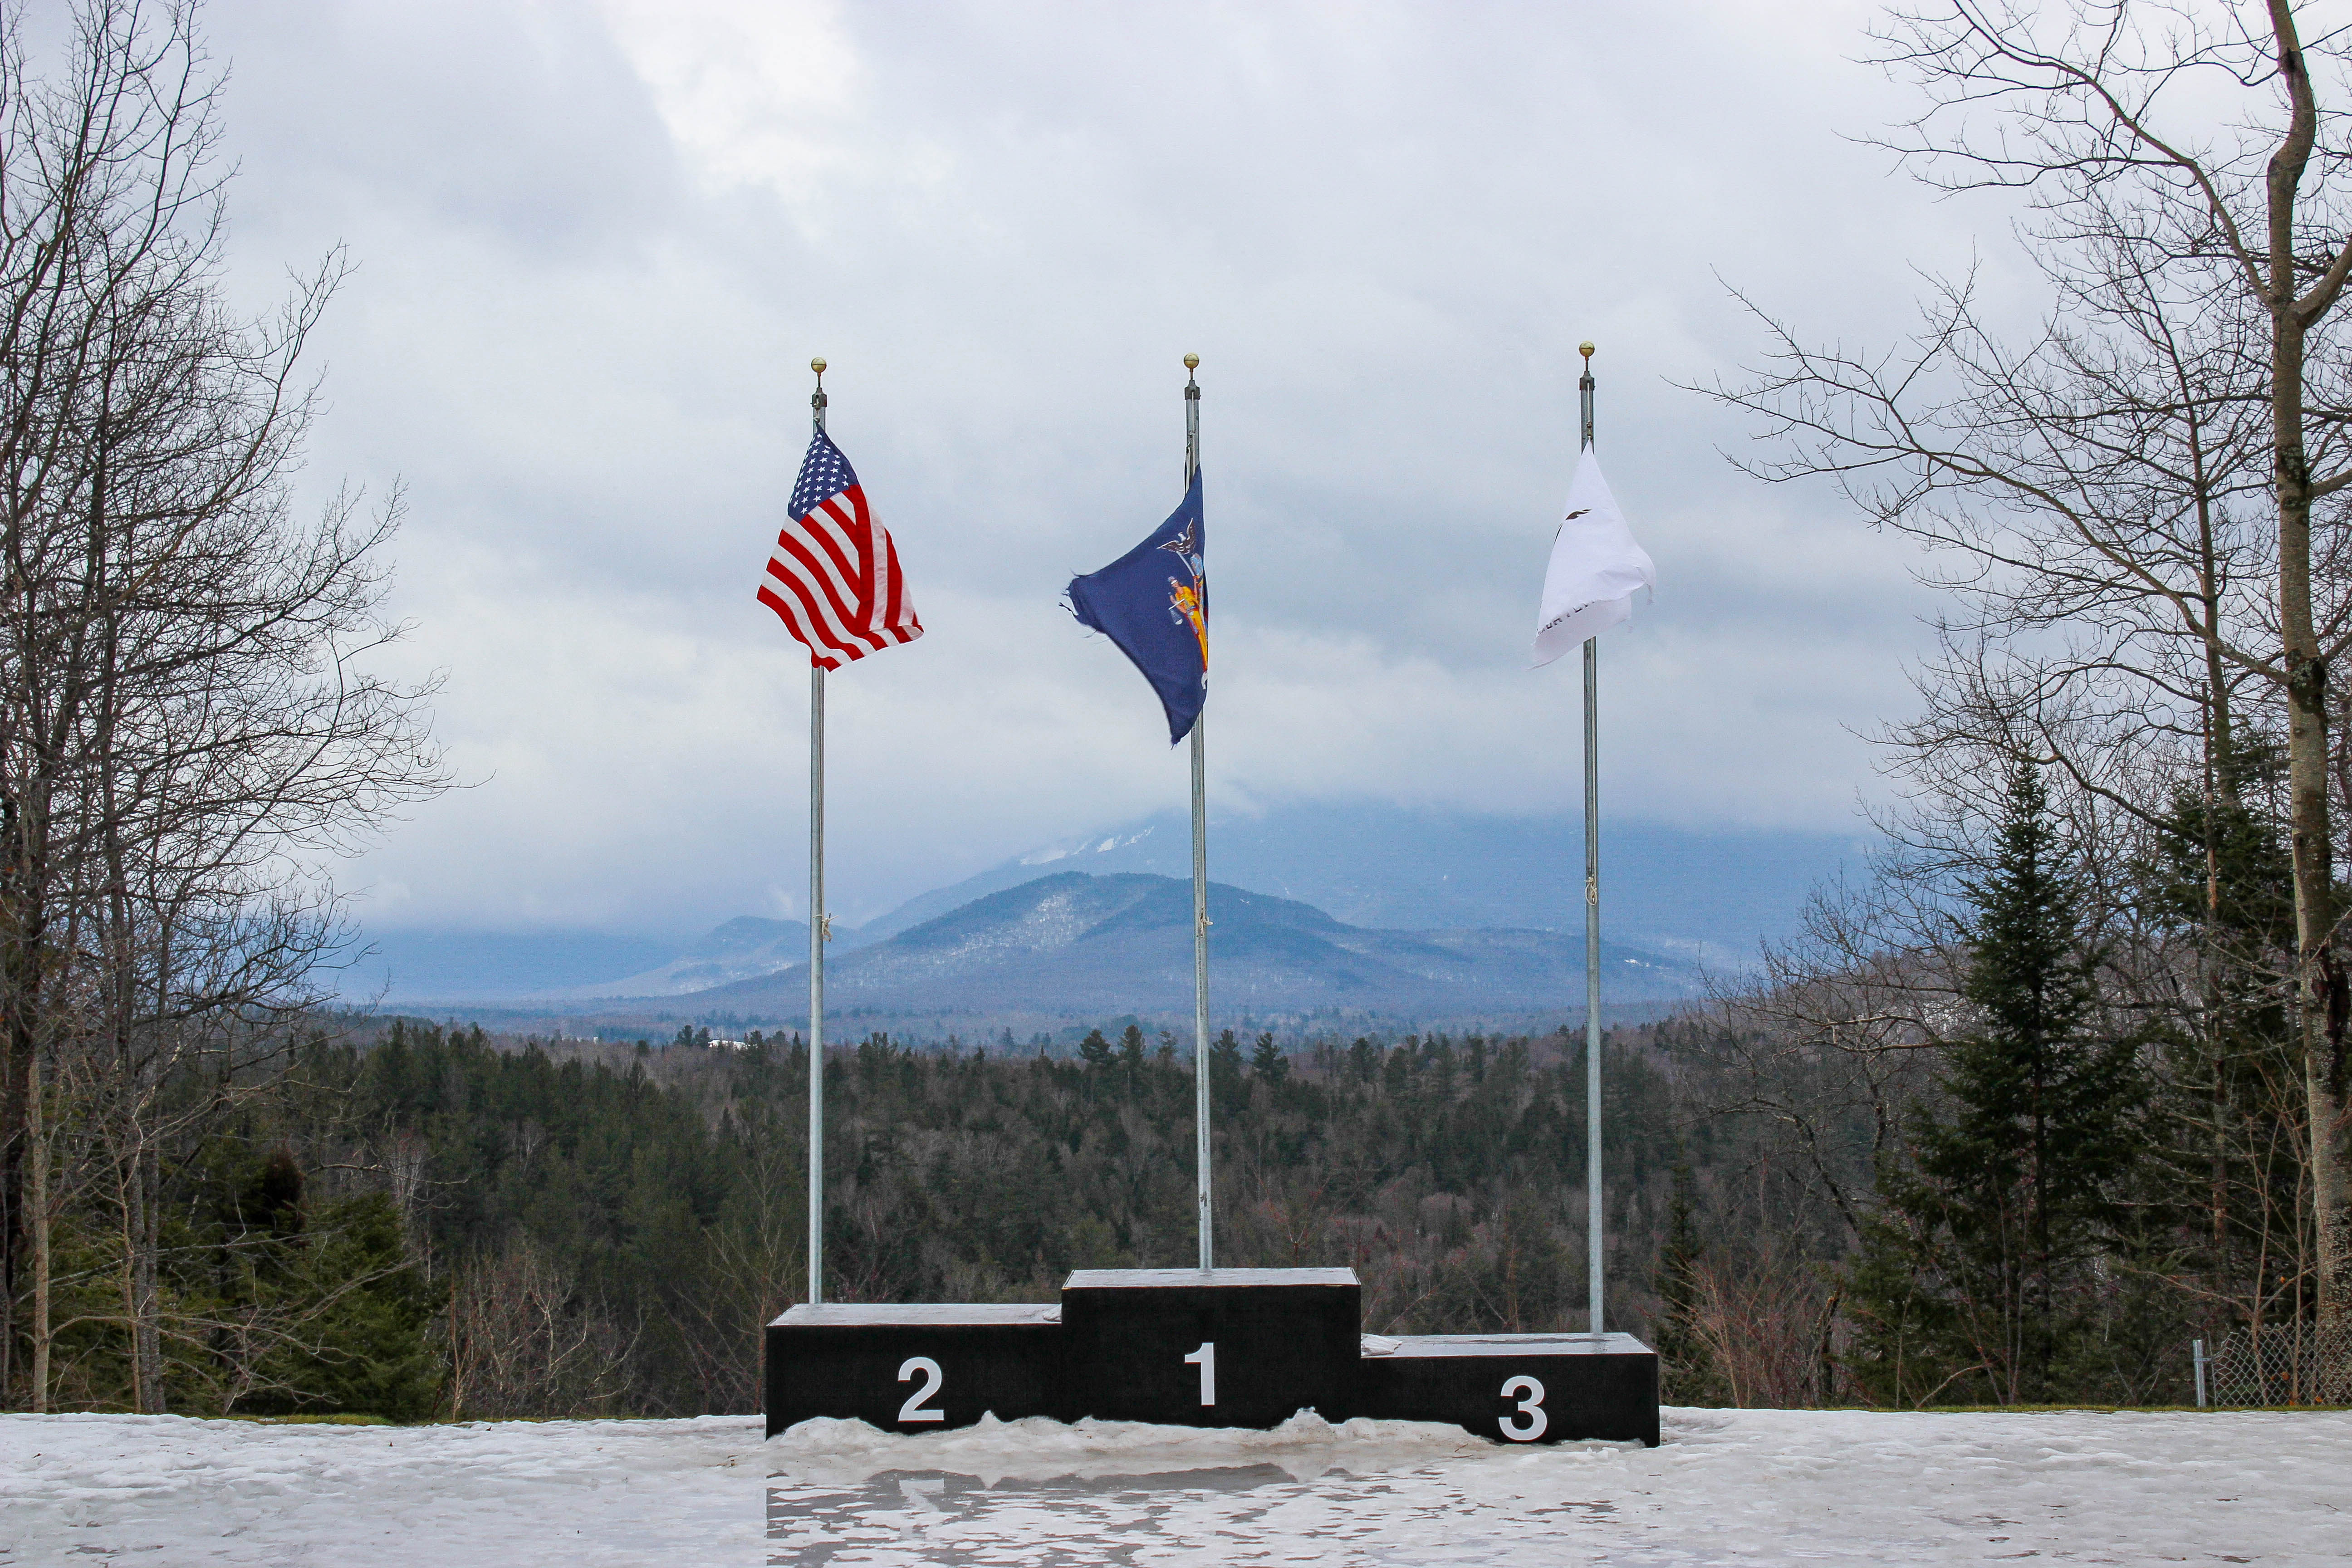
[2281,363,2347,1328]
[2280,388,2348,1328]
[115,1153,136,1405]
[130,1146,161,1412]
[1,1012,18,1405]
[2203,593,2237,1311]
[0,790,41,1407]
[26,1050,47,1413]
[2264,5,2348,1331]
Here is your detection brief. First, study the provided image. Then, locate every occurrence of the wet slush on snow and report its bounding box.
[5,1406,2348,1566]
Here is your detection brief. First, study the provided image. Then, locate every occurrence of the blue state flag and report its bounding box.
[1068,471,1207,745]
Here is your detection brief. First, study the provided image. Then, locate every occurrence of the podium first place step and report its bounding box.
[765,1266,1657,1446]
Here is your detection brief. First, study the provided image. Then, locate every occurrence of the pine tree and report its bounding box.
[1210,1029,1245,1104]
[261,1193,437,1422]
[1847,761,2143,1405]
[1250,1032,1289,1088]
[1078,1029,1114,1070]
[1651,1163,1728,1405]
[2139,729,2304,1340]
[1117,1024,1147,1094]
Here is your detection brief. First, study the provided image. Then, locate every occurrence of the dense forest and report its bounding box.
[26,776,2293,1423]
[22,1017,1715,1420]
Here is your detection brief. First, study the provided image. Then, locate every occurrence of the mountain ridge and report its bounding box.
[349,804,1857,1004]
[684,870,1695,1022]
[853,803,1861,963]
[538,915,817,999]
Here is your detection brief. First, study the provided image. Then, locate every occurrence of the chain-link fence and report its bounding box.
[2198,1320,2352,1406]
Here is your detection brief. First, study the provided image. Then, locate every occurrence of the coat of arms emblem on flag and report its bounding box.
[1067,470,1208,744]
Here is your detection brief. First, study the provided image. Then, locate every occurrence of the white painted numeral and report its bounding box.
[1498,1373,1548,1442]
[1183,1341,1216,1406]
[897,1356,945,1423]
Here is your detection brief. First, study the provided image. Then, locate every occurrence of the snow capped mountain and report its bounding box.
[351,805,1856,1005]
[1017,826,1165,869]
[854,804,1862,965]
[688,872,1697,1021]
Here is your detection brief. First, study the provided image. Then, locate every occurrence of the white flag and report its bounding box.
[1532,449,1655,667]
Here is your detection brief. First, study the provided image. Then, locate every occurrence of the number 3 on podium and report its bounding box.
[1498,1374,1547,1441]
[1183,1342,1216,1405]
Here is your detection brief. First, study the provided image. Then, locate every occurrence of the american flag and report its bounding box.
[757,431,922,670]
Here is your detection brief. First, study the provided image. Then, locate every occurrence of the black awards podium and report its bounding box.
[765,1266,1657,1446]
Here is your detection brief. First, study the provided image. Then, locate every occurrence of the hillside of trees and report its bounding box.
[23,1018,1711,1419]
[33,766,2300,1426]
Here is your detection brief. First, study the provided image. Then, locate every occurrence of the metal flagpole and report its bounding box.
[1578,340,1603,1338]
[1185,352,1213,1272]
[807,356,829,1307]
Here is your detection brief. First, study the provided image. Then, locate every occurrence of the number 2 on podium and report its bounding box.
[897,1356,945,1423]
[1183,1341,1216,1405]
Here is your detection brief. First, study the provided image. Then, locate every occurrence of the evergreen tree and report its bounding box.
[190,1150,436,1422]
[1651,1163,1728,1405]
[1382,1045,1413,1099]
[1250,1032,1289,1088]
[1847,761,2143,1405]
[2144,732,2296,952]
[1117,1024,1147,1093]
[252,1193,438,1422]
[1078,1029,1115,1070]
[2138,729,2307,1336]
[1210,1029,1245,1104]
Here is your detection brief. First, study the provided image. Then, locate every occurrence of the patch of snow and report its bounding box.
[768,1407,1484,1488]
[0,1411,765,1567]
[3,1406,2347,1565]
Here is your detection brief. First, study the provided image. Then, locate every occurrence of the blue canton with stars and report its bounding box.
[788,431,860,519]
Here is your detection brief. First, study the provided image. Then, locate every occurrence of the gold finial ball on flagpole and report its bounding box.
[811,357,827,375]
[1579,341,1595,361]
[1183,353,1199,371]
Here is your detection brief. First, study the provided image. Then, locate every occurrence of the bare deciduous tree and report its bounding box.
[445,1238,635,1422]
[1703,0,2352,1327]
[0,0,446,1410]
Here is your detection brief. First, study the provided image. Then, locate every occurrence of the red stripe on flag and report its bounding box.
[805,496,866,600]
[757,583,847,670]
[816,494,887,650]
[768,534,872,655]
[843,488,879,625]
[763,562,867,666]
[879,531,907,630]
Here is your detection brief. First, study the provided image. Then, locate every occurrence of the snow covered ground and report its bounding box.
[2,1406,2344,1566]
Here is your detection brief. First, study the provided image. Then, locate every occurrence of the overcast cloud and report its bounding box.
[158,0,2019,936]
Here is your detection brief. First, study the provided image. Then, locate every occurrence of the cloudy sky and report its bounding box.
[152,0,2016,937]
